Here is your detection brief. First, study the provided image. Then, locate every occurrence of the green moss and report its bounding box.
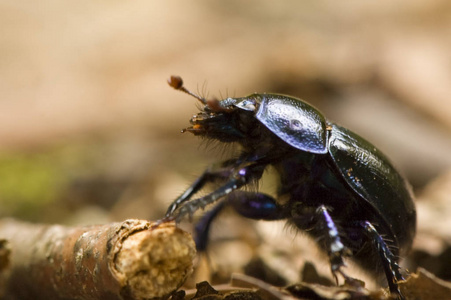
[0,153,66,216]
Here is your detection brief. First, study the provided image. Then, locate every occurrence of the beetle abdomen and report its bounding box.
[328,124,416,253]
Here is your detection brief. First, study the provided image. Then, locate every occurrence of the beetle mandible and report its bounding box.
[159,75,416,299]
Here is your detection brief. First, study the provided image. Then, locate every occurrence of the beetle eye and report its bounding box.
[235,99,256,111]
[289,119,303,131]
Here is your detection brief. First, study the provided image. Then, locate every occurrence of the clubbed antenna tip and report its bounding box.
[168,75,183,90]
[168,75,207,105]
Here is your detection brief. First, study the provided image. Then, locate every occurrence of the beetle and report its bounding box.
[159,75,416,299]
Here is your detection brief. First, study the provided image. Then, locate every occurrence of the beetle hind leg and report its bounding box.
[360,221,405,299]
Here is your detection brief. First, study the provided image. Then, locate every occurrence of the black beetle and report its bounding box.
[160,75,416,299]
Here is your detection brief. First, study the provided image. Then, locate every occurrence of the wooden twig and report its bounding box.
[0,219,195,300]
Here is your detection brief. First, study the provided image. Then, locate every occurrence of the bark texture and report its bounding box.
[0,219,195,300]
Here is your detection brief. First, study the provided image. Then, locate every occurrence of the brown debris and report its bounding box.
[400,268,451,300]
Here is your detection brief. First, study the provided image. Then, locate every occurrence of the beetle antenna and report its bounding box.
[168,75,207,105]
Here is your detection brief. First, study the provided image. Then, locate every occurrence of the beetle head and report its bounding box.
[168,76,327,153]
[168,75,258,142]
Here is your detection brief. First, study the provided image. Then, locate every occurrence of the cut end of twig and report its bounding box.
[115,221,196,299]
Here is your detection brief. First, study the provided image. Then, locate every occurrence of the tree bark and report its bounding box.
[0,219,195,300]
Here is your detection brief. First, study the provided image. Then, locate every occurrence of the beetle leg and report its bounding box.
[170,163,264,222]
[194,200,227,251]
[162,158,242,219]
[361,221,404,300]
[194,191,286,251]
[227,191,286,220]
[315,206,350,281]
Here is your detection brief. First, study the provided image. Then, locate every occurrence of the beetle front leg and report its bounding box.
[168,163,265,222]
[170,170,249,222]
[162,158,243,220]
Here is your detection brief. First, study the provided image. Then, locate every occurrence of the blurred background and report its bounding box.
[1,0,451,289]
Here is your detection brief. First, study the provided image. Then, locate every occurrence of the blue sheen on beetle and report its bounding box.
[161,75,416,300]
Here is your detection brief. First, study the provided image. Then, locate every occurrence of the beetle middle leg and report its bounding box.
[194,191,287,251]
[314,205,352,283]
